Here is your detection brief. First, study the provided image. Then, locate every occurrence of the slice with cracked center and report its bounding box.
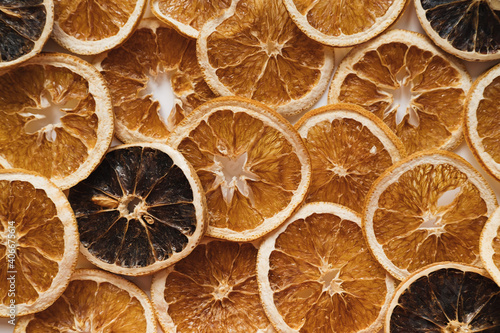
[151,239,274,332]
[363,150,497,281]
[14,269,157,332]
[0,169,79,317]
[480,206,500,287]
[67,143,207,276]
[167,97,311,241]
[295,103,406,213]
[95,19,217,144]
[257,202,395,333]
[197,0,334,116]
[0,53,114,190]
[328,29,471,155]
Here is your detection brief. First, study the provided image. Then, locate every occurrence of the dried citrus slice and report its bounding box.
[197,0,334,116]
[385,262,500,332]
[283,0,407,46]
[151,0,232,38]
[67,143,207,276]
[465,63,500,182]
[0,0,53,69]
[52,0,147,55]
[14,269,157,332]
[480,206,500,287]
[95,19,217,144]
[295,103,406,213]
[328,29,471,155]
[0,169,79,317]
[167,97,311,241]
[151,239,274,333]
[363,150,498,281]
[415,0,500,61]
[0,53,114,190]
[258,202,396,332]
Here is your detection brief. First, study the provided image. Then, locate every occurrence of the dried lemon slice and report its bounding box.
[67,143,207,276]
[0,169,79,317]
[329,29,471,155]
[258,202,396,333]
[95,19,216,144]
[295,103,406,213]
[363,150,497,281]
[167,97,311,241]
[151,239,274,332]
[197,0,334,116]
[465,63,500,181]
[14,269,157,332]
[52,0,147,55]
[0,53,114,190]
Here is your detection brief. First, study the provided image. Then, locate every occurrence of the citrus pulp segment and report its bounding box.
[295,103,406,213]
[363,150,498,281]
[465,63,500,182]
[480,206,500,287]
[328,29,471,155]
[415,0,500,61]
[282,0,407,47]
[167,97,311,241]
[197,0,335,117]
[52,0,147,55]
[0,53,114,190]
[14,269,157,332]
[67,143,207,276]
[95,19,217,144]
[385,262,500,332]
[0,169,79,317]
[151,0,232,38]
[257,202,395,333]
[151,239,274,332]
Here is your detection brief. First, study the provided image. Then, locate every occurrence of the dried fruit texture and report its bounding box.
[152,240,273,333]
[258,203,395,332]
[386,264,500,332]
[480,207,500,288]
[67,144,206,276]
[329,30,471,155]
[364,151,497,280]
[197,0,334,116]
[415,0,500,61]
[96,20,216,143]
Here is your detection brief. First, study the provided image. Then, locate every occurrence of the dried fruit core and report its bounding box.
[319,268,343,296]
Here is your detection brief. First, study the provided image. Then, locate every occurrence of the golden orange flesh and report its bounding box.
[269,213,388,332]
[23,279,147,332]
[55,0,137,40]
[0,180,64,307]
[0,64,98,180]
[337,43,466,154]
[162,241,271,331]
[493,233,500,269]
[177,110,302,232]
[374,163,488,274]
[476,76,500,163]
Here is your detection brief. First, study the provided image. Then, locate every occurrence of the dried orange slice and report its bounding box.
[0,169,79,317]
[283,0,407,46]
[385,262,500,332]
[363,150,498,281]
[52,0,147,55]
[465,63,500,182]
[67,143,207,276]
[295,103,406,213]
[14,269,157,332]
[328,29,471,155]
[95,19,217,144]
[415,0,500,61]
[167,97,311,241]
[151,239,273,333]
[197,0,334,116]
[480,206,500,287]
[258,202,396,332]
[0,0,53,69]
[151,0,232,38]
[0,53,113,190]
